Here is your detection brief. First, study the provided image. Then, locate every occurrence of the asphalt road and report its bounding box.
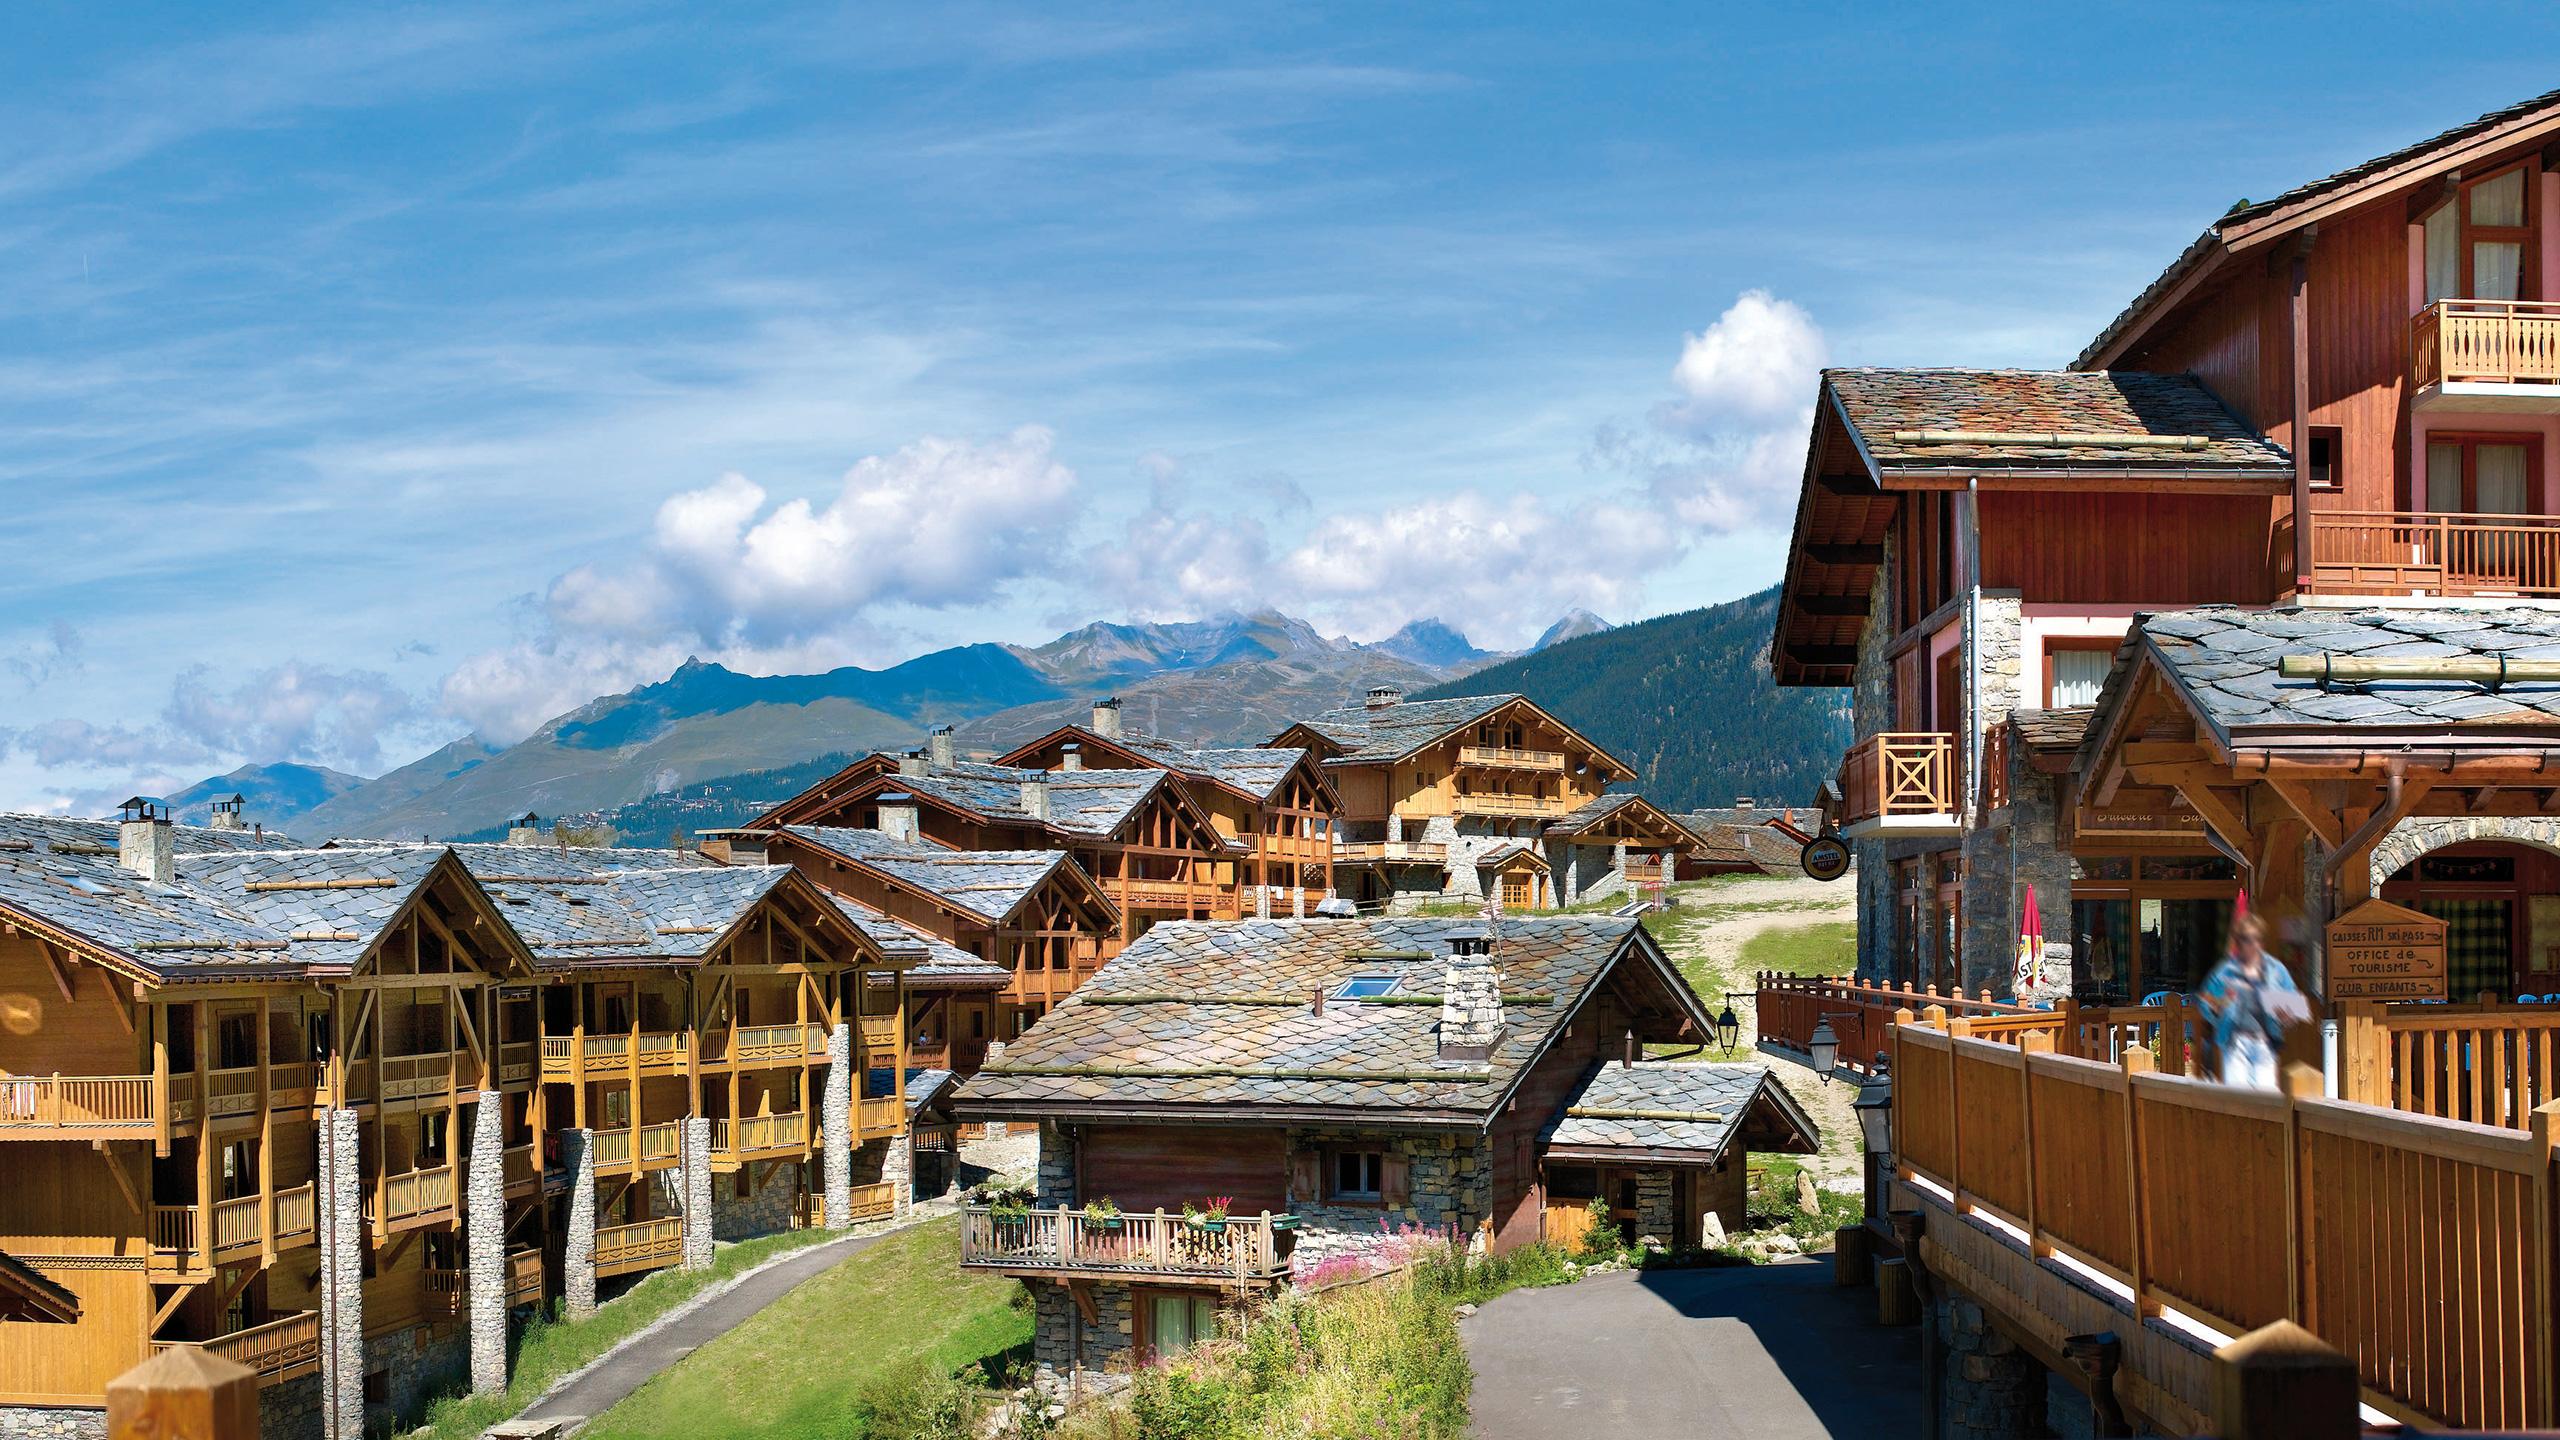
[1461,1258,1920,1439]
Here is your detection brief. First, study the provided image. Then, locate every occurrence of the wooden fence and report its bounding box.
[1754,973,2031,1076]
[959,1206,1294,1282]
[2341,1000,2560,1132]
[1895,1009,2560,1430]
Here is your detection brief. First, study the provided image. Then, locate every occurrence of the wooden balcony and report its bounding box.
[594,1217,683,1278]
[373,1165,458,1233]
[2413,297,2560,406]
[423,1248,544,1317]
[1448,792,1567,819]
[1835,732,1958,838]
[591,1120,683,1172]
[540,1031,688,1080]
[713,1111,807,1167]
[497,1039,539,1087]
[856,1096,903,1139]
[502,1142,540,1197]
[700,1023,824,1068]
[959,1206,1295,1285]
[147,1183,320,1274]
[1456,745,1566,773]
[155,1311,322,1387]
[2303,508,2560,598]
[857,1014,898,1053]
[1115,877,1236,912]
[797,1181,898,1229]
[0,1074,156,1139]
[1334,840,1449,865]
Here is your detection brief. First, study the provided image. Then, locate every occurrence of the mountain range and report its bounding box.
[281,610,1603,841]
[164,763,368,832]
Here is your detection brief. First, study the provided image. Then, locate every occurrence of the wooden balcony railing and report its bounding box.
[502,1142,540,1195]
[1893,1010,2560,1431]
[1835,732,1957,835]
[960,1206,1295,1282]
[274,1183,317,1247]
[2305,509,2560,598]
[713,1111,807,1159]
[1456,745,1566,772]
[856,1097,904,1137]
[1753,973,2034,1079]
[591,1121,684,1171]
[424,1248,545,1314]
[2341,1000,2560,1131]
[155,1311,322,1386]
[702,1024,824,1066]
[497,1040,538,1086]
[1449,792,1566,818]
[0,1074,156,1137]
[540,1032,688,1077]
[1334,840,1449,864]
[510,1246,543,1305]
[798,1181,899,1229]
[1116,877,1234,911]
[594,1218,684,1278]
[857,1015,898,1052]
[375,1166,458,1229]
[149,1208,197,1271]
[2414,297,2560,389]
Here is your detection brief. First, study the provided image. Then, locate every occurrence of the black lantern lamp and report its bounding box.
[1809,1018,1840,1082]
[1713,1004,1742,1056]
[1853,1062,1893,1158]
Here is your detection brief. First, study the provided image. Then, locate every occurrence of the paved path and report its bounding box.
[517,1227,894,1430]
[1462,1258,1919,1439]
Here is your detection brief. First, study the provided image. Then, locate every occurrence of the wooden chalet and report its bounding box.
[1538,793,1710,905]
[1756,88,2560,1437]
[0,811,917,1439]
[1272,688,1641,912]
[950,915,1813,1385]
[719,824,1113,1067]
[754,731,1244,951]
[998,698,1341,918]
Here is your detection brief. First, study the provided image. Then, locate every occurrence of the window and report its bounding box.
[2423,166,2536,303]
[1144,1293,1219,1359]
[1332,975,1399,1000]
[2042,639,2117,708]
[601,1087,630,1127]
[2306,426,2342,489]
[1332,1150,1385,1200]
[2424,434,2539,515]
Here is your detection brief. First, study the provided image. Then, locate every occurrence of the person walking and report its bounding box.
[2197,913,2307,1089]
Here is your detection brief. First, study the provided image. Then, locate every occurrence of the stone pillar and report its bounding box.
[316,1108,364,1440]
[681,1116,714,1271]
[1611,840,1628,881]
[464,1092,507,1395]
[823,1024,854,1231]
[564,1129,597,1319]
[1035,1121,1076,1207]
[1255,885,1271,919]
[883,1133,912,1216]
[1292,885,1305,918]
[1385,812,1402,844]
[1939,1294,2045,1439]
[1563,850,1581,905]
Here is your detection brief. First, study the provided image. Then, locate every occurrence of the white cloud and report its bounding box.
[8,621,85,691]
[1664,289,1827,428]
[160,662,420,773]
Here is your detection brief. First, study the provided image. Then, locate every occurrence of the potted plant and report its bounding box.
[1184,1196,1232,1232]
[1079,1197,1123,1231]
[989,1189,1032,1225]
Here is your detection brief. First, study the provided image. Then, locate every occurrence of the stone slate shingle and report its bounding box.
[1826,369,2290,473]
[1543,1061,1816,1160]
[783,825,1088,926]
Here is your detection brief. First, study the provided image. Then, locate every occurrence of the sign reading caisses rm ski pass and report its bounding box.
[2325,898,2448,1002]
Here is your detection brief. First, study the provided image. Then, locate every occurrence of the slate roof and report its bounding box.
[2010,707,2096,770]
[830,896,1010,990]
[1108,733,1310,802]
[1685,828,1758,870]
[1544,792,1706,847]
[1292,695,1520,764]
[431,844,820,967]
[783,826,1089,925]
[1824,369,2289,474]
[184,846,462,975]
[904,1067,960,1123]
[1733,826,1809,875]
[2104,605,2560,751]
[893,762,1211,841]
[955,915,1706,1126]
[1544,1061,1817,1162]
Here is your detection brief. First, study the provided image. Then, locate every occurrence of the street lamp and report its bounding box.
[1809,1019,1839,1081]
[1853,1063,1893,1158]
[1713,1004,1742,1056]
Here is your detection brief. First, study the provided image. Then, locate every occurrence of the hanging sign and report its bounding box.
[2325,899,2448,1002]
[1800,836,1851,882]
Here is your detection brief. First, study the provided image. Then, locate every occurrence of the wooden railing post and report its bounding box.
[1944,1015,1971,1212]
[2122,1046,2158,1318]
[2020,1030,2051,1253]
[2280,1063,2321,1326]
[2533,1101,2559,1426]
[2213,1321,2359,1440]
[108,1346,257,1440]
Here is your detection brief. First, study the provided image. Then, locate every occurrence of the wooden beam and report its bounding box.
[1790,594,1870,618]
[2262,780,2346,850]
[37,940,74,1002]
[149,1282,200,1334]
[2170,781,2256,860]
[99,967,135,1034]
[94,1141,145,1218]
[1806,543,1883,566]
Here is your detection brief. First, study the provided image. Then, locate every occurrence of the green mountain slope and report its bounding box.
[1412,586,1849,812]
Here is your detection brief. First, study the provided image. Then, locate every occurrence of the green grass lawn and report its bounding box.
[579,1215,1031,1440]
[1736,920,1858,978]
[410,1227,844,1440]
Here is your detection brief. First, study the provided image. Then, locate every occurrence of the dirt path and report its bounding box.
[1649,874,1862,1183]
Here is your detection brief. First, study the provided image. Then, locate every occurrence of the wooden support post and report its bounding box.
[108,1346,258,1440]
[1876,1256,1919,1326]
[2121,1047,2158,1318]
[1832,1223,1873,1287]
[2213,1320,2358,1440]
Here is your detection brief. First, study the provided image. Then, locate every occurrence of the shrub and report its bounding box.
[856,1356,980,1440]
[1129,1367,1237,1440]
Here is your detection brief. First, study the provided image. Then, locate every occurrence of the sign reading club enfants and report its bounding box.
[2325,898,2449,1002]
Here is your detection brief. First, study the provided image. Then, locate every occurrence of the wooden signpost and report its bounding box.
[2324,898,2448,1002]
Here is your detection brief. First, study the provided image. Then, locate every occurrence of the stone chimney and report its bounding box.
[1090,698,1123,739]
[207,793,246,831]
[1019,776,1050,822]
[927,726,956,770]
[1060,743,1083,772]
[504,812,543,846]
[1364,684,1404,711]
[1734,795,1757,810]
[896,749,927,778]
[1438,932,1504,1062]
[876,793,921,844]
[117,798,176,884]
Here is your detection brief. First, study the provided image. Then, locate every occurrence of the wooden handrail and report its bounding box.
[959,1205,1293,1279]
[1455,745,1567,771]
[0,1073,156,1131]
[2306,508,2560,599]
[153,1310,322,1386]
[2416,297,2560,388]
[1836,733,1956,825]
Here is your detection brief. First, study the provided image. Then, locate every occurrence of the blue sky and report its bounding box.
[6,3,2559,810]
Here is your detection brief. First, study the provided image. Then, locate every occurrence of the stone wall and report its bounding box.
[715,1160,804,1241]
[260,1373,324,1440]
[364,1323,468,1437]
[1632,1170,1677,1248]
[1035,1121,1077,1206]
[1934,1294,2044,1440]
[1029,1278,1138,1388]
[1850,554,1900,983]
[1279,1126,1489,1268]
[0,1407,103,1440]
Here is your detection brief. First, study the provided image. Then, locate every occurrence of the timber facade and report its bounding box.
[0,809,917,1440]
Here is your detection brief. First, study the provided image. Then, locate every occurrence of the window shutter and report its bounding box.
[1381,1153,1412,1207]
[1288,1149,1320,1203]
